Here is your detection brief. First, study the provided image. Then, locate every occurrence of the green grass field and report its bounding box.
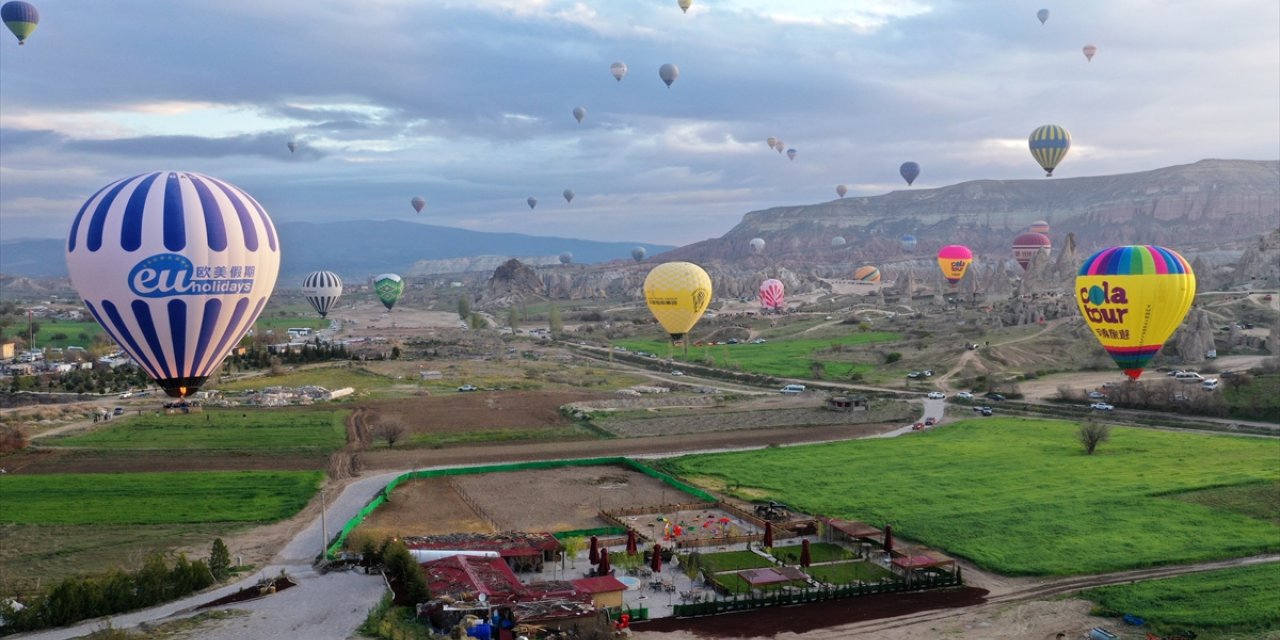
[668,418,1280,576]
[1223,373,1280,421]
[408,426,596,449]
[47,408,348,452]
[215,365,390,394]
[613,332,901,379]
[27,309,326,350]
[1083,563,1280,638]
[806,561,893,585]
[686,550,775,573]
[772,542,854,565]
[0,471,323,525]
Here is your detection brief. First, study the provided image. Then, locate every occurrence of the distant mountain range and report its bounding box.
[0,221,675,280]
[664,158,1280,263]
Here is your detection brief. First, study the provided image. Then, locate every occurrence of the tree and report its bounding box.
[560,537,585,568]
[457,297,471,321]
[390,346,401,360]
[382,541,429,603]
[1078,419,1111,455]
[507,306,519,330]
[374,422,407,448]
[209,538,231,581]
[884,352,902,364]
[468,313,488,330]
[548,305,563,337]
[0,424,28,453]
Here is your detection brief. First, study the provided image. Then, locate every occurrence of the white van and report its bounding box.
[780,384,806,394]
[1202,379,1220,391]
[1174,371,1204,382]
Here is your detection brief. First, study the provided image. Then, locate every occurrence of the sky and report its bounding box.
[1,0,1278,246]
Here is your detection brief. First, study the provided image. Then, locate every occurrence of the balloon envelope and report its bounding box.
[610,61,627,82]
[1030,220,1051,234]
[644,262,712,340]
[559,252,572,265]
[1037,8,1049,23]
[2,1,38,44]
[831,236,846,247]
[631,247,646,262]
[854,266,881,283]
[573,106,586,123]
[900,234,918,251]
[659,63,680,87]
[1076,246,1195,380]
[937,245,973,285]
[786,148,797,161]
[775,141,784,154]
[66,171,280,398]
[836,184,848,198]
[302,271,343,318]
[1012,232,1052,270]
[527,197,538,209]
[749,238,765,254]
[563,189,575,203]
[767,136,778,150]
[286,141,297,153]
[678,0,691,12]
[1083,44,1097,61]
[374,274,404,311]
[411,196,426,213]
[1029,124,1071,176]
[900,162,920,186]
[759,279,785,310]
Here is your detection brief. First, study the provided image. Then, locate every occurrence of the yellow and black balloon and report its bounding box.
[644,262,712,341]
[1075,245,1196,380]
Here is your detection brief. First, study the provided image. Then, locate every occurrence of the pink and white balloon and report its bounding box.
[66,171,281,398]
[759,279,785,311]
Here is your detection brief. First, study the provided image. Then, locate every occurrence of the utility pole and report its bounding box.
[320,487,329,560]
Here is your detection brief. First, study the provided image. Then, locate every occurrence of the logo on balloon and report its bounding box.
[1079,281,1130,324]
[128,253,256,298]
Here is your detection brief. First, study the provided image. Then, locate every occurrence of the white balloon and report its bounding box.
[302,270,343,318]
[66,171,281,398]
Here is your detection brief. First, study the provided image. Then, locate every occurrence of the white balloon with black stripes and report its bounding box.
[66,171,281,398]
[301,270,343,318]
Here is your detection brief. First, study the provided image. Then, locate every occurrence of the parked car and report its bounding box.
[922,370,934,377]
[984,392,1006,401]
[907,371,922,379]
[1202,378,1220,391]
[671,370,685,376]
[1090,402,1114,411]
[924,417,936,426]
[912,422,925,431]
[972,405,992,413]
[726,339,740,344]
[980,408,993,416]
[955,391,974,401]
[752,338,767,344]
[927,391,946,399]
[1088,391,1106,399]
[780,384,806,394]
[457,384,478,392]
[113,407,125,415]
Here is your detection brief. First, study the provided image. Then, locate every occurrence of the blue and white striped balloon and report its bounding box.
[66,171,281,398]
[301,270,343,318]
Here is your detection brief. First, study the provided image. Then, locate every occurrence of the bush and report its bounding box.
[884,352,902,364]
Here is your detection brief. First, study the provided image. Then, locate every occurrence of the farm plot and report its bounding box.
[45,408,348,452]
[360,391,612,448]
[1083,563,1280,638]
[354,476,497,541]
[613,332,901,380]
[667,418,1280,576]
[594,399,914,437]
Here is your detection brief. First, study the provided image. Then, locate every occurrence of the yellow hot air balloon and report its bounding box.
[644,262,712,342]
[1075,246,1196,380]
[936,245,973,286]
[677,0,692,13]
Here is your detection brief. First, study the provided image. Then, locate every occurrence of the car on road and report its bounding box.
[972,405,992,413]
[984,392,1006,401]
[780,384,806,394]
[671,370,685,376]
[457,384,478,392]
[955,391,974,401]
[1088,391,1106,399]
[1090,402,1114,411]
[907,371,922,379]
[924,417,936,426]
[980,408,993,416]
[927,391,946,399]
[912,422,925,431]
[922,370,934,377]
[726,339,740,344]
[752,338,767,344]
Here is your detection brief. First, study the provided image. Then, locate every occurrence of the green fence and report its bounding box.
[671,574,962,617]
[326,457,710,558]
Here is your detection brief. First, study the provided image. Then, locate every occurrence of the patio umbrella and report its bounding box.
[763,520,774,548]
[589,536,600,565]
[598,549,611,576]
[626,529,638,555]
[800,539,812,568]
[650,543,663,572]
[883,524,894,555]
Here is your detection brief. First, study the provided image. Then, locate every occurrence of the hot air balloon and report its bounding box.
[749,238,766,254]
[2,1,38,45]
[374,274,404,311]
[411,196,426,213]
[900,234,918,252]
[563,189,575,204]
[767,136,779,150]
[611,62,627,82]
[1029,124,1071,177]
[659,63,679,88]
[786,148,797,161]
[1037,8,1049,24]
[527,197,538,210]
[677,0,692,13]
[559,252,573,265]
[573,106,587,123]
[1012,232,1052,270]
[836,184,848,198]
[631,247,646,262]
[854,266,882,284]
[1029,220,1051,234]
[287,141,297,154]
[1076,246,1196,380]
[937,245,973,286]
[831,236,846,247]
[1083,44,1097,62]
[644,262,712,342]
[66,171,281,399]
[774,141,784,154]
[302,270,343,318]
[759,279,785,311]
[900,162,920,186]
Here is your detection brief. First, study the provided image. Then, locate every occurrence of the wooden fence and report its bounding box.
[672,574,962,617]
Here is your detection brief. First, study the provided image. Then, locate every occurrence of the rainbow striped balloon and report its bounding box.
[66,172,280,398]
[1075,245,1196,379]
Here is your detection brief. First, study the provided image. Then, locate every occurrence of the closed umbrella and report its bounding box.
[883,525,894,555]
[800,539,812,568]
[598,549,611,576]
[763,520,774,548]
[589,536,600,565]
[626,530,638,555]
[650,544,663,572]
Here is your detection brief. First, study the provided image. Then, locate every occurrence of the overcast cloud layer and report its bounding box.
[1,0,1277,245]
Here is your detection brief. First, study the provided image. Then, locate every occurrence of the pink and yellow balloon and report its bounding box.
[936,245,973,286]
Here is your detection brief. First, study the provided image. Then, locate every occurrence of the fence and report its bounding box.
[326,456,715,559]
[671,574,962,617]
